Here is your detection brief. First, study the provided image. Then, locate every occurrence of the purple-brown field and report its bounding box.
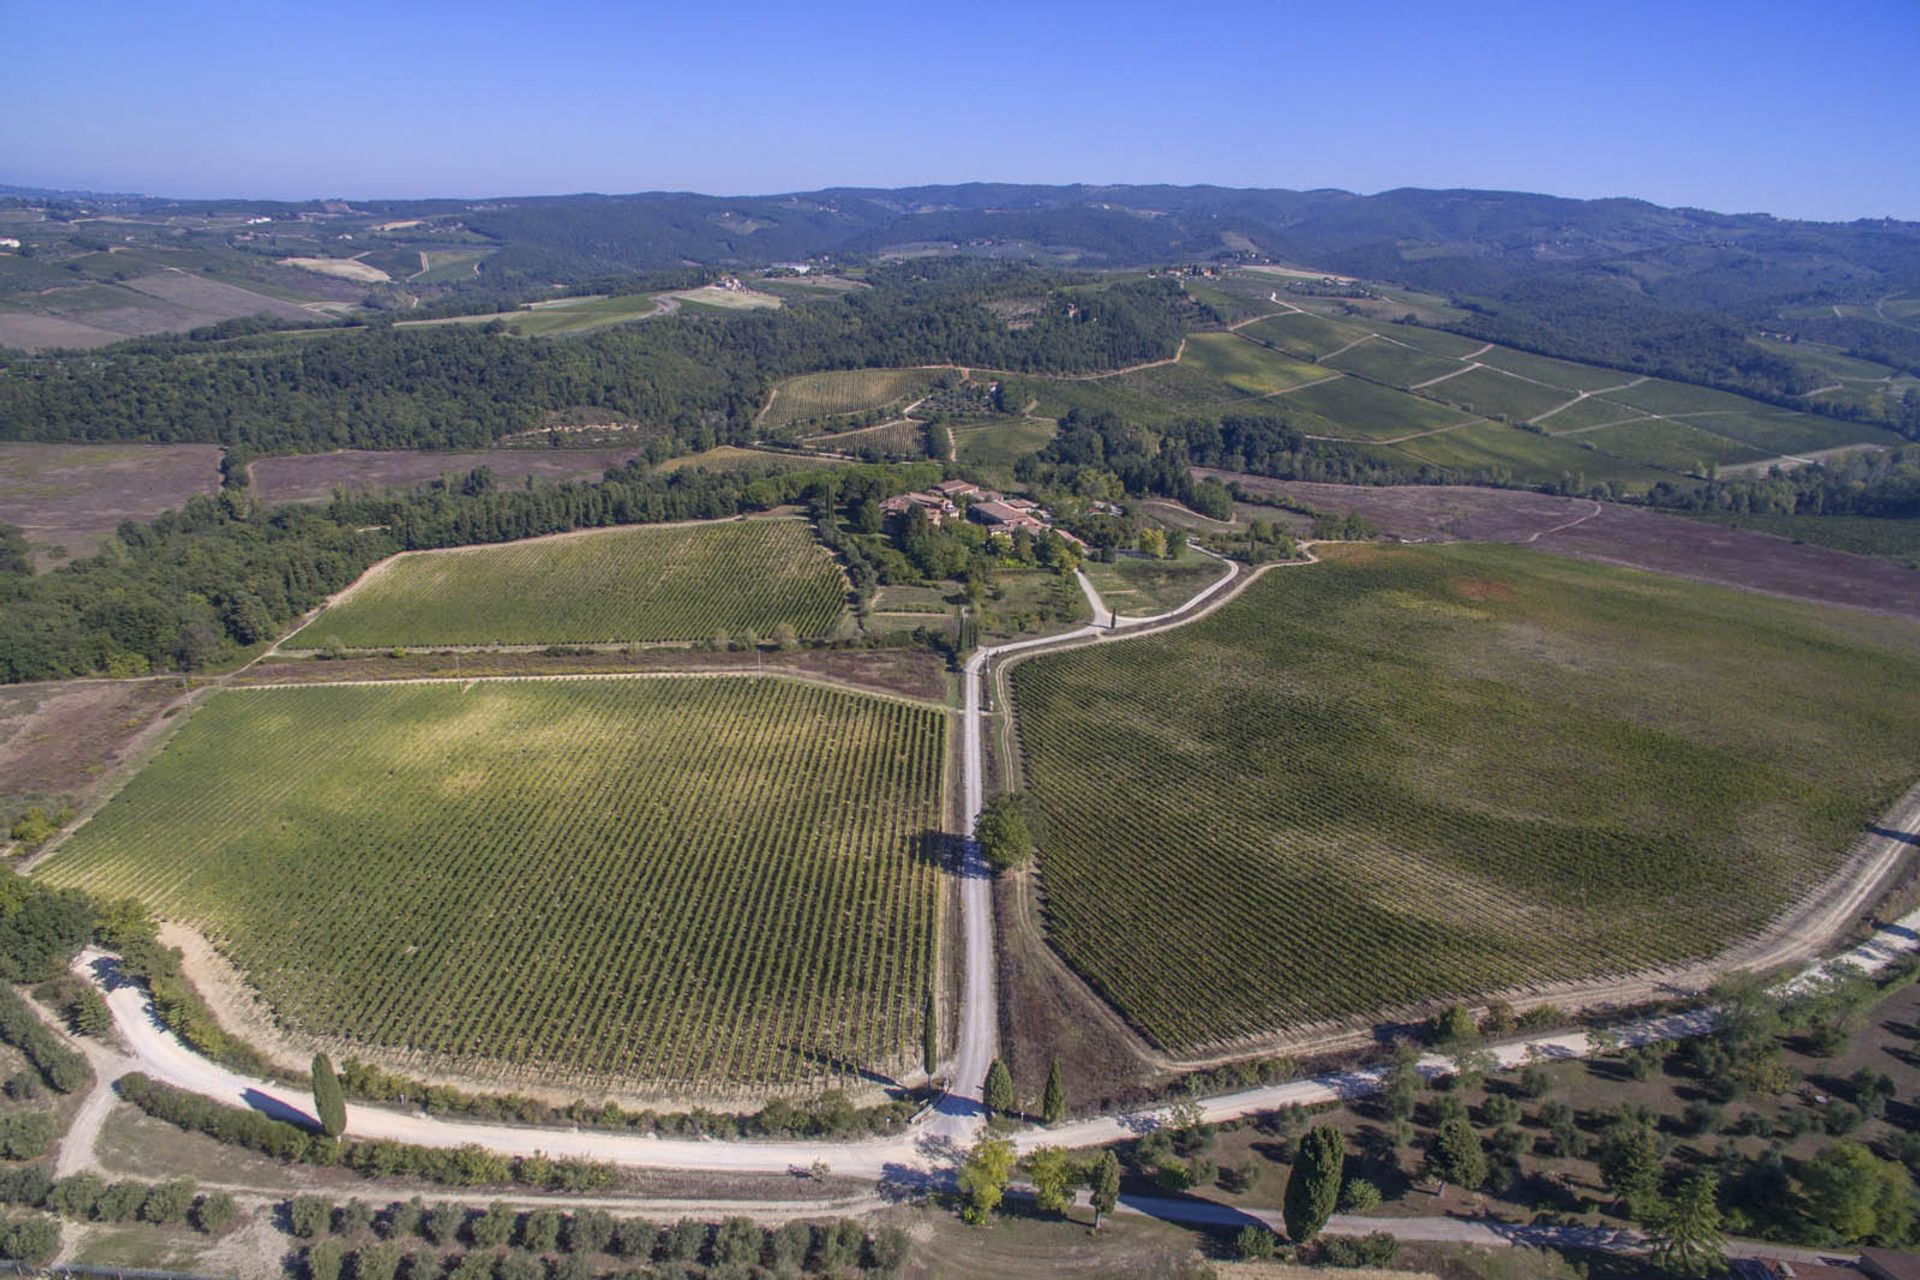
[1208,474,1920,621]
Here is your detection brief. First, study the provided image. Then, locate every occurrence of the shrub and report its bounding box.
[0,1215,60,1266]
[1235,1225,1277,1260]
[193,1191,239,1235]
[336,1198,375,1237]
[308,1240,347,1280]
[1340,1178,1382,1212]
[712,1217,761,1267]
[562,1208,613,1255]
[292,1195,334,1239]
[519,1208,561,1253]
[140,1177,197,1225]
[48,1173,105,1220]
[470,1202,515,1248]
[355,1241,402,1280]
[0,1112,57,1160]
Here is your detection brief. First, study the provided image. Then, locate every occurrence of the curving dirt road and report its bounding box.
[67,538,1920,1192]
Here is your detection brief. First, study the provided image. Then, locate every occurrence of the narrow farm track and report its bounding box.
[67,540,1920,1198]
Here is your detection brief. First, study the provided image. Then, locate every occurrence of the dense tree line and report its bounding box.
[1017,409,1462,512]
[1642,444,1920,518]
[0,460,912,683]
[0,263,1191,453]
[1439,277,1819,400]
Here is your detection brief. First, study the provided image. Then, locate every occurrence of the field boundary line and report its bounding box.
[218,666,955,712]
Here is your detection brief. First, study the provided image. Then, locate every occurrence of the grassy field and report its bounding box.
[953,417,1059,471]
[1422,365,1578,422]
[1237,311,1372,361]
[291,519,848,649]
[1082,552,1232,616]
[1283,376,1474,440]
[38,677,947,1092]
[507,293,662,335]
[652,446,847,475]
[1008,542,1920,1052]
[763,368,940,429]
[1177,333,1328,395]
[1320,339,1462,389]
[1386,421,1671,488]
[1687,511,1920,569]
[1575,418,1770,472]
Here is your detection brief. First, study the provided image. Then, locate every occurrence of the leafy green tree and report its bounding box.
[975,796,1034,873]
[1235,1225,1276,1260]
[1028,1146,1075,1215]
[1283,1125,1344,1242]
[983,1057,1014,1116]
[1090,1149,1121,1229]
[1425,1119,1487,1195]
[1646,1170,1725,1277]
[1597,1119,1663,1219]
[1800,1141,1917,1245]
[958,1134,1016,1224]
[1042,1059,1066,1125]
[311,1054,347,1139]
[1429,1003,1480,1047]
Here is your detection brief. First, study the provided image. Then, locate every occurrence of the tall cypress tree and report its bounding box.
[311,1053,347,1139]
[1090,1149,1121,1230]
[1283,1125,1344,1243]
[1042,1059,1066,1125]
[983,1058,1014,1117]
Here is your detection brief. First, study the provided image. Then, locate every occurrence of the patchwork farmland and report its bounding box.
[290,519,848,649]
[36,676,949,1094]
[1008,543,1920,1053]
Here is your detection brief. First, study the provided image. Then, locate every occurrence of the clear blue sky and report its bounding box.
[3,0,1915,221]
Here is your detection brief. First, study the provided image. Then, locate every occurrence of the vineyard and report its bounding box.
[290,519,848,649]
[761,368,939,429]
[1008,543,1920,1053]
[36,676,949,1093]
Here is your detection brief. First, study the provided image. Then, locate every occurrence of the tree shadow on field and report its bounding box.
[919,830,966,872]
[779,1041,902,1093]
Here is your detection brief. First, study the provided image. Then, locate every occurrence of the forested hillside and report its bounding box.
[0,264,1194,453]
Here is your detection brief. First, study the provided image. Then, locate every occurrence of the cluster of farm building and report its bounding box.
[880,479,1088,549]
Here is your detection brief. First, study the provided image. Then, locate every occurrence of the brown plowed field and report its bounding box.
[0,442,223,568]
[249,446,649,503]
[1207,474,1920,621]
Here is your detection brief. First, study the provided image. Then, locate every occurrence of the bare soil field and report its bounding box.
[275,255,390,283]
[119,270,318,324]
[235,645,950,703]
[1211,474,1920,621]
[0,679,181,812]
[0,311,127,349]
[248,446,648,503]
[0,442,223,566]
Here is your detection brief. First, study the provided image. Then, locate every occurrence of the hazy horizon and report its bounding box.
[3,0,1915,222]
